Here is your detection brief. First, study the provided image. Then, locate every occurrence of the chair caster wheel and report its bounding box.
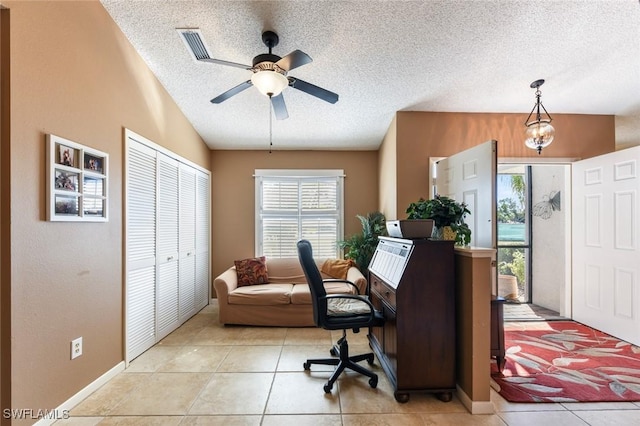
[303,362,310,370]
[323,383,332,393]
[369,375,378,388]
[366,354,375,365]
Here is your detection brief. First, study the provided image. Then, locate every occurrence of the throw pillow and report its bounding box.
[321,258,356,280]
[234,256,269,287]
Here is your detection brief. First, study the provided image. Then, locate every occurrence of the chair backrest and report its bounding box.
[297,239,327,327]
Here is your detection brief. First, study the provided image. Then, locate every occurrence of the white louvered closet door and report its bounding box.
[156,153,180,339]
[179,165,197,321]
[126,140,157,361]
[126,130,211,363]
[195,170,211,309]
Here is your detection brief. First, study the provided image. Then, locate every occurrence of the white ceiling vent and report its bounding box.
[177,28,210,61]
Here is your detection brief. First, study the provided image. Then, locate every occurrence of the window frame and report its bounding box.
[255,169,345,258]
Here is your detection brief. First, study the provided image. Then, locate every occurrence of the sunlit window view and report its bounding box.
[497,167,530,303]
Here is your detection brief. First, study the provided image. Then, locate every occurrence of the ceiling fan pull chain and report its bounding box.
[269,96,273,154]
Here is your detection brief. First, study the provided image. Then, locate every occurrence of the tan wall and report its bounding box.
[4,0,209,417]
[392,111,615,219]
[210,150,379,283]
[377,116,397,220]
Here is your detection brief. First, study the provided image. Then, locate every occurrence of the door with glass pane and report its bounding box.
[497,166,530,302]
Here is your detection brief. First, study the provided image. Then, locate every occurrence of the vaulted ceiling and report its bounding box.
[101,0,640,150]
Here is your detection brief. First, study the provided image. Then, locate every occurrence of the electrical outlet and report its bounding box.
[71,337,83,360]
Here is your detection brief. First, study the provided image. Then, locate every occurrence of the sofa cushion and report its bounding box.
[328,296,372,316]
[234,256,269,287]
[228,284,293,306]
[290,282,359,305]
[321,258,356,279]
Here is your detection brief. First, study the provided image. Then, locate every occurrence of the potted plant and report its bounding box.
[406,195,471,246]
[339,211,387,275]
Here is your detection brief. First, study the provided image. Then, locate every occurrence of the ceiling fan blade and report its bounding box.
[275,50,312,72]
[210,80,252,104]
[289,77,339,104]
[271,94,289,120]
[178,28,250,69]
[199,58,251,69]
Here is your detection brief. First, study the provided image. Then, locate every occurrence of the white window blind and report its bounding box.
[256,170,344,258]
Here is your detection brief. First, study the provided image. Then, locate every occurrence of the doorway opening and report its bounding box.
[498,162,571,321]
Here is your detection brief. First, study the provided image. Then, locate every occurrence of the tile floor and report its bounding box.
[59,302,640,425]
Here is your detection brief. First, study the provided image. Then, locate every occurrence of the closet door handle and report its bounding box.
[167,256,174,261]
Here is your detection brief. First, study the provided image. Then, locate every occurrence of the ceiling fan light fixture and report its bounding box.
[251,70,289,97]
[524,79,555,155]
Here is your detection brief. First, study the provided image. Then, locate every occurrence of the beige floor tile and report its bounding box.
[235,327,287,345]
[109,373,211,415]
[98,416,183,425]
[572,409,640,426]
[419,412,508,426]
[342,413,426,425]
[198,302,218,315]
[53,417,104,426]
[216,345,282,372]
[283,327,333,345]
[157,324,207,346]
[180,416,261,425]
[262,414,342,425]
[71,373,150,416]
[265,372,341,414]
[189,325,246,345]
[156,345,232,372]
[182,313,217,328]
[561,401,640,411]
[189,372,274,415]
[339,372,466,414]
[278,345,338,372]
[490,389,567,413]
[498,410,589,425]
[124,346,183,373]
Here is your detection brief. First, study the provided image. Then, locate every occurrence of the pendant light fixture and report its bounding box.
[524,79,555,155]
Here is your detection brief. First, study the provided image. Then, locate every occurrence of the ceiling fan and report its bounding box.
[178,28,339,120]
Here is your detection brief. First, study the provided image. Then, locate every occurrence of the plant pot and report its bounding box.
[498,274,519,301]
[431,225,457,241]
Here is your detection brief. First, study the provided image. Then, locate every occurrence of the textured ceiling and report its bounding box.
[100,0,640,151]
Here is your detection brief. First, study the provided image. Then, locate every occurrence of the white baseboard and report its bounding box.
[33,361,125,425]
[456,384,495,414]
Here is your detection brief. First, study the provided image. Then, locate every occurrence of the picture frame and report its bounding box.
[54,169,79,192]
[46,134,109,222]
[54,194,79,216]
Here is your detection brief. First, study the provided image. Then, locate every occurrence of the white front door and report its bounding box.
[572,146,640,345]
[434,140,497,249]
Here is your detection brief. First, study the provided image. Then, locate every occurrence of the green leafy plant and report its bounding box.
[339,211,387,275]
[405,195,471,246]
[499,249,525,287]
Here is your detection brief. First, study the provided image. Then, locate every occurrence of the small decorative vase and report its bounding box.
[431,225,457,241]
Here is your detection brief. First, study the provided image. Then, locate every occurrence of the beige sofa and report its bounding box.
[213,257,367,326]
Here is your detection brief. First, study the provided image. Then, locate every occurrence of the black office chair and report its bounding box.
[297,239,385,393]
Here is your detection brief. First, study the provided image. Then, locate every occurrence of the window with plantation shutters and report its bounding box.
[256,170,344,259]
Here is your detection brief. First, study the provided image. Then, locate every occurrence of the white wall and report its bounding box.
[531,165,570,313]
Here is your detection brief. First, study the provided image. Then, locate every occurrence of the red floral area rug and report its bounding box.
[491,321,640,402]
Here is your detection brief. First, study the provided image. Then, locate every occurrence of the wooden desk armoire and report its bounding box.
[368,236,456,402]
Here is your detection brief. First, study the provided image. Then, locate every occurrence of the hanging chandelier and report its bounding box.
[524,79,555,155]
